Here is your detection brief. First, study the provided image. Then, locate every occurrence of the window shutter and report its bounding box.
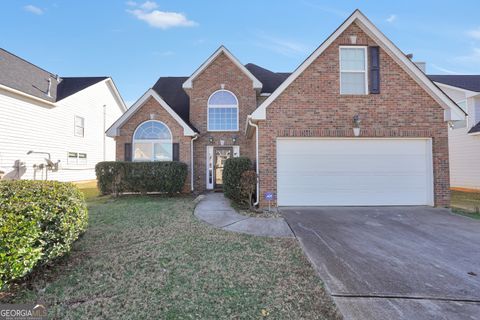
[369,46,380,94]
[124,143,132,161]
[172,143,180,161]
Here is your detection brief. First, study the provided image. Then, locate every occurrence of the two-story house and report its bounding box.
[107,10,465,207]
[0,48,126,182]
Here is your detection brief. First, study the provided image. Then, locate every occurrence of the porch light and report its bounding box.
[353,114,361,137]
[232,136,237,144]
[208,137,214,144]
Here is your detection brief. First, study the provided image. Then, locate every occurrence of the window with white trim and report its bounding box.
[67,152,87,165]
[133,120,172,161]
[207,90,239,131]
[74,116,85,137]
[340,46,368,94]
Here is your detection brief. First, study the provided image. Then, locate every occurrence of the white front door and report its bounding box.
[276,138,433,206]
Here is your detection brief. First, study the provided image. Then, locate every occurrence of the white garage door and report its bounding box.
[276,138,433,206]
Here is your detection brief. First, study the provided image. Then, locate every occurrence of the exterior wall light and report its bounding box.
[353,114,361,137]
[208,137,214,144]
[232,136,237,144]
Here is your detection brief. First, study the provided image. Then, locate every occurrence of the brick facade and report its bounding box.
[114,22,451,208]
[115,97,192,192]
[185,52,257,191]
[257,22,450,207]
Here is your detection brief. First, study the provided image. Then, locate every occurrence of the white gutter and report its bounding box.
[247,116,260,206]
[0,83,55,106]
[190,134,199,191]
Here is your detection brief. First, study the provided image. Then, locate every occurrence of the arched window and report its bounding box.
[133,120,172,161]
[207,90,239,131]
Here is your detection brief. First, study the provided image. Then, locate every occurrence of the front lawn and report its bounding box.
[451,190,480,219]
[2,194,339,319]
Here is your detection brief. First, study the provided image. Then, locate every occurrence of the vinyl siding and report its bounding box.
[440,85,480,190]
[0,80,124,181]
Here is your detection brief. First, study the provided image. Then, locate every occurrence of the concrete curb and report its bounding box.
[194,193,294,238]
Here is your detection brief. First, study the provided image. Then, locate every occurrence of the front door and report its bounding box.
[214,148,232,188]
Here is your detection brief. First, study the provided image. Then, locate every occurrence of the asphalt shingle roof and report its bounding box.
[0,48,109,102]
[428,75,480,93]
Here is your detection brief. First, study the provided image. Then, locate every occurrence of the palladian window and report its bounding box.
[208,90,239,131]
[133,120,172,161]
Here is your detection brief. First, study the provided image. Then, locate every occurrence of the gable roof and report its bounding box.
[182,46,263,90]
[0,48,124,108]
[428,75,480,93]
[56,77,108,101]
[249,9,467,122]
[106,88,197,137]
[153,76,190,123]
[468,121,480,134]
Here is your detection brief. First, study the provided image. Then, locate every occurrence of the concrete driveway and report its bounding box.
[281,207,480,320]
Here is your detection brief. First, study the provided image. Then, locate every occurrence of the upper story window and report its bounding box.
[340,46,368,95]
[74,116,85,137]
[208,90,239,131]
[133,120,172,161]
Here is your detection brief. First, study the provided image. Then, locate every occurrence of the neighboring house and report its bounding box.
[107,10,465,207]
[428,75,480,191]
[0,48,126,182]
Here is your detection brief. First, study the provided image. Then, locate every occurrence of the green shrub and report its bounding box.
[223,157,252,202]
[95,161,188,196]
[0,180,88,289]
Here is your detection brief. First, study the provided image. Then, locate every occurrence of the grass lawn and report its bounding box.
[451,190,480,219]
[2,188,340,319]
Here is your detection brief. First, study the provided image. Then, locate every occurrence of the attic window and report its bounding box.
[340,46,368,95]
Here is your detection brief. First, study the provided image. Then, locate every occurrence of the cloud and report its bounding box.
[140,1,158,10]
[386,14,397,23]
[467,27,480,40]
[23,4,43,15]
[255,33,310,57]
[127,1,197,29]
[455,47,480,63]
[430,64,461,75]
[126,1,137,6]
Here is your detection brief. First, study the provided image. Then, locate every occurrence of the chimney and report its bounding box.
[406,53,426,73]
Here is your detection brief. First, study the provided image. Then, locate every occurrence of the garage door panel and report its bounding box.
[276,139,432,206]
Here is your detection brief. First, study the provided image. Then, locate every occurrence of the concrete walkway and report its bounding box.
[194,193,293,238]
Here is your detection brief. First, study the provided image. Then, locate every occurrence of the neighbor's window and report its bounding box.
[340,46,368,94]
[208,90,239,131]
[133,120,172,161]
[74,116,85,137]
[67,152,78,165]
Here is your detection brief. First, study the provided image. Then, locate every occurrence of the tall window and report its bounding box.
[340,46,368,95]
[208,90,239,131]
[74,116,85,137]
[133,121,172,161]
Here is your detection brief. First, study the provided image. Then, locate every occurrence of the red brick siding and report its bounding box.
[115,97,192,192]
[185,52,257,191]
[257,22,450,207]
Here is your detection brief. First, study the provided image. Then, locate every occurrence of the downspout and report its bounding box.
[247,117,260,206]
[190,134,199,192]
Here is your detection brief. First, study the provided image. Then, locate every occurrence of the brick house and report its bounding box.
[107,10,465,207]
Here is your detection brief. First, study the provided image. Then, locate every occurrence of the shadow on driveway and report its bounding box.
[281,206,480,320]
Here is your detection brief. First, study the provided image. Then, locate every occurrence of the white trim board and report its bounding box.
[250,9,466,122]
[106,88,196,137]
[182,46,262,90]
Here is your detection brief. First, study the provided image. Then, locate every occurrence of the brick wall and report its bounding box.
[115,97,192,192]
[185,52,257,191]
[257,22,450,207]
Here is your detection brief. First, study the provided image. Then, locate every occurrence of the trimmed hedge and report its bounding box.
[0,180,88,289]
[95,161,188,195]
[223,157,252,203]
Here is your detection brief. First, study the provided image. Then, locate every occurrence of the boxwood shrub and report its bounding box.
[0,180,88,289]
[223,157,253,203]
[95,161,188,196]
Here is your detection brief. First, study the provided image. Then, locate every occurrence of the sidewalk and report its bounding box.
[194,193,294,238]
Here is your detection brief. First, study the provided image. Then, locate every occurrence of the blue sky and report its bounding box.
[2,1,480,105]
